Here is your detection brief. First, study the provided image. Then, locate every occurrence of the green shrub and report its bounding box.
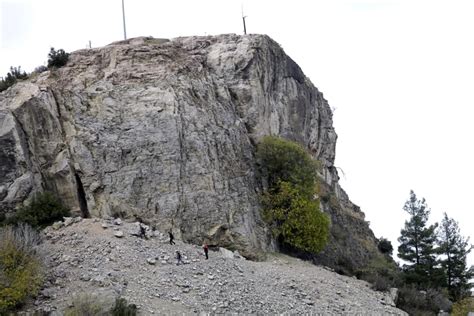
[451,297,474,316]
[256,136,319,197]
[397,286,452,315]
[0,224,43,313]
[397,286,432,315]
[356,254,401,292]
[377,237,394,255]
[65,295,137,316]
[65,294,110,316]
[7,192,70,228]
[426,288,452,313]
[257,136,329,254]
[47,47,69,68]
[261,181,330,253]
[111,297,137,316]
[0,66,28,92]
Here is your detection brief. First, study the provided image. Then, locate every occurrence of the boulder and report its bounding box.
[219,247,234,259]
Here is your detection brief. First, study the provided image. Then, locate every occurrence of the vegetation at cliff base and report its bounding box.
[65,294,137,316]
[437,212,473,301]
[257,136,329,253]
[3,192,70,228]
[261,181,329,253]
[395,190,473,314]
[451,297,474,316]
[398,190,440,287]
[0,224,43,313]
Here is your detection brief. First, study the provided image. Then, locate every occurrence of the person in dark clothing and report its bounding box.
[169,231,175,245]
[138,223,147,239]
[176,251,183,265]
[203,244,209,260]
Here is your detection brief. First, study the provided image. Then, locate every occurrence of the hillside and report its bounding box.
[22,218,406,315]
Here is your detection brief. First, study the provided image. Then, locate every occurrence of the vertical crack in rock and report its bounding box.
[74,172,90,218]
[175,92,187,230]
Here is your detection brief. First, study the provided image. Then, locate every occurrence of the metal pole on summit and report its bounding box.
[242,5,247,35]
[122,0,127,40]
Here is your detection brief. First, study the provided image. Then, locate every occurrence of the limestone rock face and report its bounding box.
[0,34,375,263]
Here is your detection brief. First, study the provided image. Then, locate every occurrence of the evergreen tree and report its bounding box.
[378,237,394,256]
[0,66,28,92]
[398,190,440,288]
[437,212,474,301]
[47,48,69,68]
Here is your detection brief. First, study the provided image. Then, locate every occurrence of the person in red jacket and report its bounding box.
[203,244,209,260]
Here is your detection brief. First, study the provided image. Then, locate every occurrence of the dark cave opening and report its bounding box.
[75,173,90,218]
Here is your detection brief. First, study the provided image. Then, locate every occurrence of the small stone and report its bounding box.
[114,231,124,238]
[147,258,157,265]
[113,218,122,225]
[102,223,108,229]
[303,299,314,305]
[171,297,180,301]
[63,217,74,227]
[52,221,63,230]
[79,274,90,281]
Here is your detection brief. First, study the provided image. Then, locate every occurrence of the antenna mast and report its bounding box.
[242,5,247,35]
[122,0,127,40]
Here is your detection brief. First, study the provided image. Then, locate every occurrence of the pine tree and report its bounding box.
[437,212,474,301]
[398,190,440,288]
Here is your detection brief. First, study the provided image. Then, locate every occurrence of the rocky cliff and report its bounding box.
[0,34,379,267]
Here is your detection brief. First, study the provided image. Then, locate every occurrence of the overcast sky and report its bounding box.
[1,0,472,267]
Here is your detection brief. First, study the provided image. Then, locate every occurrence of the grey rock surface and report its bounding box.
[0,34,380,266]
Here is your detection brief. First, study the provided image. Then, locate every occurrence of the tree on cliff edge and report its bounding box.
[398,190,441,288]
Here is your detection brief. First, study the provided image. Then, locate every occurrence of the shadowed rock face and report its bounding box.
[0,34,377,263]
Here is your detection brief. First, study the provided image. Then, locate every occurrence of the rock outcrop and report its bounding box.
[0,34,379,267]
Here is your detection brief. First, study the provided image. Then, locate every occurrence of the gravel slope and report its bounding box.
[24,218,407,315]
